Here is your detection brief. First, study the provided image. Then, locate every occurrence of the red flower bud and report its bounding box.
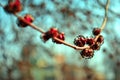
[80,48,94,59]
[91,42,100,50]
[41,28,59,42]
[97,35,104,44]
[53,32,65,44]
[86,38,95,45]
[74,35,86,47]
[92,28,101,36]
[17,14,34,27]
[4,0,22,13]
[49,28,58,37]
[41,32,51,42]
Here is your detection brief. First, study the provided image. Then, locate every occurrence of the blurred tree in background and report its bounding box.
[0,0,120,80]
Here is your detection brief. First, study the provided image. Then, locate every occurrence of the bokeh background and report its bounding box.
[0,0,120,80]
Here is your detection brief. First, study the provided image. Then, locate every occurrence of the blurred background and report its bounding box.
[0,0,120,80]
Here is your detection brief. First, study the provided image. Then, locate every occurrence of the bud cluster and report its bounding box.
[17,14,34,27]
[74,28,104,59]
[42,28,65,44]
[4,0,22,13]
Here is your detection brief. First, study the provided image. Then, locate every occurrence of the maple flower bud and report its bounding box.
[4,0,22,13]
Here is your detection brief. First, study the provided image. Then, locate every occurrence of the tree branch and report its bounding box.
[0,0,110,50]
[95,0,110,41]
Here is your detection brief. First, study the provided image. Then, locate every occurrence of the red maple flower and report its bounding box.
[17,14,34,27]
[4,0,22,13]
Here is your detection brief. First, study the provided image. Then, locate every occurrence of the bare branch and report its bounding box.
[14,13,45,34]
[100,0,110,31]
[0,0,110,51]
[95,0,110,41]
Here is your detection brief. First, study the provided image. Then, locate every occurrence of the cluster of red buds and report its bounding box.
[74,28,104,59]
[4,0,22,13]
[42,27,65,44]
[17,14,34,27]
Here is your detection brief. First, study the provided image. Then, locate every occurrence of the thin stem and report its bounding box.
[53,37,89,50]
[100,0,110,31]
[14,14,45,34]
[95,0,110,41]
[14,13,88,50]
[14,14,88,50]
[14,13,89,50]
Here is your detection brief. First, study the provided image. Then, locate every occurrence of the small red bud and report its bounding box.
[80,48,94,59]
[41,28,59,42]
[49,28,58,37]
[53,32,65,44]
[74,35,86,47]
[17,14,34,27]
[92,28,101,36]
[97,35,104,44]
[24,14,34,23]
[91,42,100,50]
[4,0,22,13]
[86,38,95,45]
[41,32,51,42]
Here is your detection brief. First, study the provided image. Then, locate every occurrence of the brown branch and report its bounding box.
[14,13,89,50]
[0,0,110,50]
[13,13,89,50]
[100,0,110,31]
[14,13,45,34]
[53,37,90,50]
[95,0,110,41]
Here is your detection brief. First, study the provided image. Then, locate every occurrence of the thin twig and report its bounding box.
[14,13,88,50]
[14,14,45,34]
[95,0,110,41]
[53,37,90,50]
[100,0,110,31]
[0,0,110,50]
[14,13,89,50]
